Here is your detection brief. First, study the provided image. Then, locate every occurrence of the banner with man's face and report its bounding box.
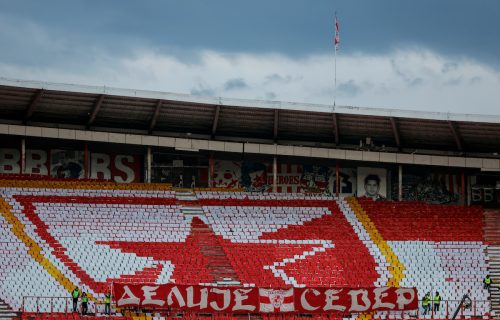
[357,167,387,200]
[51,149,85,179]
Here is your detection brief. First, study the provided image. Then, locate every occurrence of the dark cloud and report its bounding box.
[224,78,247,91]
[1,0,499,68]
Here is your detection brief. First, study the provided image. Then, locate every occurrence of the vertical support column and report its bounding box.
[48,149,52,177]
[398,165,403,201]
[273,156,277,193]
[461,170,466,206]
[84,143,89,179]
[335,160,340,197]
[21,138,26,174]
[208,153,215,188]
[146,146,152,183]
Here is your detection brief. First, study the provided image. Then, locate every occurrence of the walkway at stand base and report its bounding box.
[20,313,130,320]
[0,177,492,319]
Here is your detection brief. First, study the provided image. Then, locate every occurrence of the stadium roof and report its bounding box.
[0,77,499,156]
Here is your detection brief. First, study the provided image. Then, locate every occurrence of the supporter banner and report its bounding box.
[114,284,418,313]
[259,288,294,312]
[394,171,461,204]
[294,287,417,313]
[114,283,259,312]
[299,165,329,193]
[89,152,141,183]
[328,168,357,195]
[212,160,242,189]
[470,175,500,208]
[240,161,270,192]
[51,149,85,179]
[0,148,141,183]
[214,160,338,193]
[357,167,387,201]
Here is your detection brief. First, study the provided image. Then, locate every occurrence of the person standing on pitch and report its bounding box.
[81,292,88,315]
[433,291,441,313]
[484,275,492,289]
[71,287,80,312]
[104,292,111,315]
[422,292,431,315]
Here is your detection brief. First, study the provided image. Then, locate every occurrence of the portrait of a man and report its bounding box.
[357,167,387,200]
[363,174,385,200]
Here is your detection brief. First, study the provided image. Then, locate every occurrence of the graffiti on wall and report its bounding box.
[212,160,356,194]
[395,173,461,204]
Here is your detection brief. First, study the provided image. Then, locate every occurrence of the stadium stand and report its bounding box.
[0,178,492,319]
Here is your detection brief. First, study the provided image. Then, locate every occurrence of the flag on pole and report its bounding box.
[334,15,340,50]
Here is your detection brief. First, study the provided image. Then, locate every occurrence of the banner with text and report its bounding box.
[213,160,356,194]
[114,284,417,314]
[0,148,141,183]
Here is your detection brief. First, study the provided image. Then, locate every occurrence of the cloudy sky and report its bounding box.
[1,0,499,114]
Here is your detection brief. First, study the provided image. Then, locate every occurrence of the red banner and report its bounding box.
[294,287,418,313]
[114,284,417,314]
[114,284,259,312]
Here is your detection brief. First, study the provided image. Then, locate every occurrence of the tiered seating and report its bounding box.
[0,179,491,319]
[202,204,379,288]
[0,180,200,314]
[355,198,489,318]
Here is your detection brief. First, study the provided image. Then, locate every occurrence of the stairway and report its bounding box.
[190,217,240,285]
[176,190,204,216]
[0,298,17,320]
[176,190,240,286]
[484,209,500,318]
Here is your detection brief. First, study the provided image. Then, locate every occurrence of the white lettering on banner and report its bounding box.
[0,148,20,173]
[300,289,321,311]
[142,286,165,306]
[373,287,395,309]
[210,288,231,311]
[348,289,371,312]
[187,286,208,309]
[233,289,256,312]
[118,286,140,306]
[0,148,137,182]
[113,284,418,312]
[324,289,346,312]
[395,288,416,310]
[26,150,47,175]
[115,155,135,183]
[167,286,186,307]
[90,153,111,180]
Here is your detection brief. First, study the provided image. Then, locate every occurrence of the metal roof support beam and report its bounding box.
[274,109,279,142]
[211,105,220,138]
[86,94,105,128]
[332,113,340,145]
[149,99,162,133]
[390,117,401,150]
[23,89,44,124]
[448,120,463,152]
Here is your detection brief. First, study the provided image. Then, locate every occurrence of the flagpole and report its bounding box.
[334,12,338,107]
[334,35,337,107]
